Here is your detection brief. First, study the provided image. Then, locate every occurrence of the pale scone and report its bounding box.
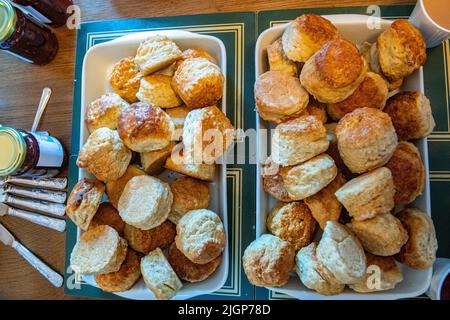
[175,209,226,264]
[267,38,298,77]
[386,141,426,205]
[300,39,367,103]
[280,154,337,200]
[396,208,438,269]
[165,106,190,141]
[169,176,210,224]
[141,248,183,300]
[89,202,125,236]
[140,141,176,175]
[172,57,224,109]
[255,71,309,123]
[316,221,366,284]
[349,253,403,293]
[261,157,294,202]
[105,165,146,209]
[299,97,327,124]
[282,14,339,63]
[243,234,295,287]
[384,91,435,141]
[296,242,345,295]
[70,225,128,275]
[109,57,142,103]
[174,48,217,70]
[347,213,408,256]
[117,102,174,152]
[271,115,329,166]
[135,35,182,76]
[336,107,398,173]
[77,128,132,182]
[335,167,395,221]
[136,74,182,108]
[267,202,316,250]
[118,175,173,230]
[124,221,176,254]
[85,93,129,133]
[66,178,105,231]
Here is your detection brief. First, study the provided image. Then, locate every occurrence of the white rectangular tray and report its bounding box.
[78,30,229,300]
[255,14,432,300]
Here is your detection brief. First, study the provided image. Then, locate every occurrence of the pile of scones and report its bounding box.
[66,36,234,299]
[244,15,438,295]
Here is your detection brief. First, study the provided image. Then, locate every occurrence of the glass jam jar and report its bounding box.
[0,127,66,177]
[11,0,73,27]
[0,0,58,65]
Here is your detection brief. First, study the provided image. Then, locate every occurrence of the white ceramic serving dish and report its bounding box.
[78,30,228,300]
[255,15,432,300]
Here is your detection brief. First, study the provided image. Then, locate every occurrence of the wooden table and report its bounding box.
[0,0,413,300]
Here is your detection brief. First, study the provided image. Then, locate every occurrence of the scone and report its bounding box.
[168,242,222,283]
[396,208,438,269]
[384,91,435,141]
[385,141,426,205]
[347,213,408,256]
[169,176,210,224]
[140,141,176,175]
[261,157,294,202]
[271,115,329,166]
[336,107,398,173]
[77,128,132,182]
[136,74,182,108]
[267,38,298,76]
[299,97,327,123]
[172,57,224,109]
[267,201,316,250]
[109,57,142,103]
[141,248,183,300]
[174,48,217,70]
[296,242,345,295]
[327,72,388,121]
[117,102,175,152]
[349,253,403,293]
[335,167,395,221]
[255,71,309,123]
[243,234,295,287]
[118,175,173,230]
[280,154,337,200]
[94,249,141,292]
[165,106,190,141]
[85,93,129,133]
[70,225,128,275]
[124,221,176,254]
[282,14,339,63]
[316,221,366,284]
[66,178,105,231]
[175,209,226,264]
[135,35,182,75]
[324,123,355,180]
[300,38,367,103]
[164,146,216,181]
[105,165,146,209]
[89,202,125,236]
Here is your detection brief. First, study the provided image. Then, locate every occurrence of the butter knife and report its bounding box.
[1,191,66,216]
[2,184,67,204]
[4,176,67,191]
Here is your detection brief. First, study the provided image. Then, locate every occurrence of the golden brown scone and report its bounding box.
[136,74,182,108]
[396,208,438,269]
[281,14,339,63]
[304,172,346,230]
[349,253,403,293]
[140,141,176,175]
[327,72,388,121]
[117,102,174,152]
[347,213,408,256]
[165,106,190,141]
[168,242,221,283]
[94,249,141,292]
[85,93,129,133]
[384,91,435,141]
[324,124,355,180]
[243,234,295,287]
[124,220,176,254]
[66,178,105,231]
[106,165,146,209]
[267,38,298,77]
[335,167,395,221]
[172,57,224,109]
[261,157,294,202]
[300,38,367,103]
[164,146,216,181]
[299,97,327,123]
[89,202,125,236]
[267,202,316,250]
[169,176,210,224]
[174,48,217,70]
[377,20,426,81]
[336,107,398,173]
[109,57,142,103]
[255,71,309,123]
[385,141,426,205]
[135,35,182,76]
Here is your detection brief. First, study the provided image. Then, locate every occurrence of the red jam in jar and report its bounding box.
[11,0,73,27]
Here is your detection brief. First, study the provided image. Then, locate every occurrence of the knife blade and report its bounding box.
[0,191,66,216]
[2,184,67,203]
[4,176,67,191]
[0,222,14,246]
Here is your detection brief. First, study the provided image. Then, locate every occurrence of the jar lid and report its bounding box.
[0,127,26,176]
[0,0,16,44]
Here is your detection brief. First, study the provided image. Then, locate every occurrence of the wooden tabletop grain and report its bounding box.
[0,0,413,300]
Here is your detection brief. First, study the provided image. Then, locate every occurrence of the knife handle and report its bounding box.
[12,240,63,288]
[5,194,66,216]
[7,207,66,232]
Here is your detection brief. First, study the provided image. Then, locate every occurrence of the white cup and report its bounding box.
[409,0,450,48]
[426,258,450,300]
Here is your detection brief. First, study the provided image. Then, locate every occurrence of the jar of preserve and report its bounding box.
[11,0,73,27]
[0,127,66,177]
[0,0,58,65]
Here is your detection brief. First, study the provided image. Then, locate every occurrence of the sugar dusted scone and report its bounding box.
[106,165,146,209]
[140,141,176,175]
[109,57,142,103]
[136,74,182,108]
[124,221,176,254]
[267,38,298,77]
[174,48,217,69]
[85,93,129,133]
